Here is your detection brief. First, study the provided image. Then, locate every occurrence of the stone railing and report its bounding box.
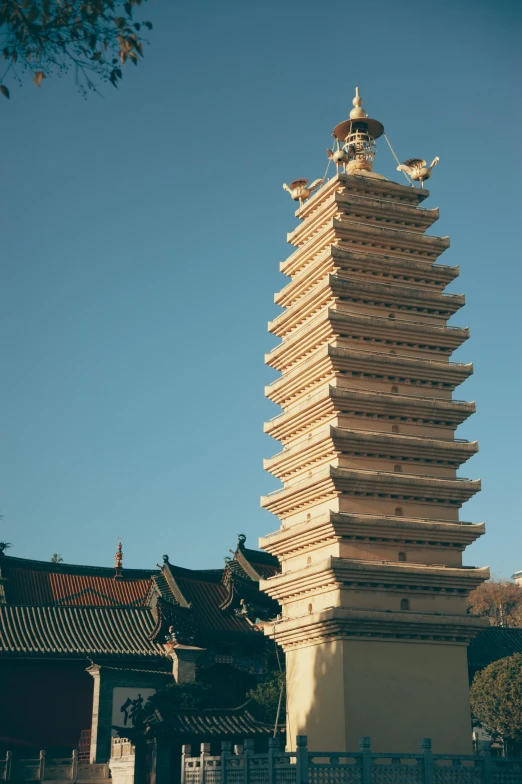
[181,736,522,784]
[109,739,136,784]
[0,751,109,783]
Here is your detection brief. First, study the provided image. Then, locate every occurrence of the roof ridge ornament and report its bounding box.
[114,541,123,579]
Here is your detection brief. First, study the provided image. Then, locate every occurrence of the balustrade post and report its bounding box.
[71,749,78,782]
[479,741,493,784]
[5,751,12,782]
[421,739,434,784]
[200,744,211,784]
[243,740,254,784]
[295,736,308,784]
[181,745,192,784]
[268,737,279,784]
[38,751,46,782]
[221,742,232,784]
[359,737,372,784]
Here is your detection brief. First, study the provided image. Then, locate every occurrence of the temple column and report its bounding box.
[87,664,114,764]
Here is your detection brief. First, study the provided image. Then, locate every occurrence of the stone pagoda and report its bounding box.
[259,89,489,754]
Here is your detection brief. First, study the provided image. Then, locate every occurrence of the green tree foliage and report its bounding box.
[133,681,212,726]
[468,579,522,628]
[150,681,211,714]
[470,653,522,753]
[129,681,212,740]
[0,0,153,98]
[247,672,286,725]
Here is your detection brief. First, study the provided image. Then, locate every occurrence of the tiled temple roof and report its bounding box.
[0,605,164,657]
[231,541,280,581]
[0,555,156,607]
[220,570,280,623]
[0,537,282,658]
[146,700,280,737]
[468,627,522,670]
[163,565,258,638]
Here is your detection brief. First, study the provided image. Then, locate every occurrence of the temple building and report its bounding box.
[259,89,489,753]
[0,537,279,760]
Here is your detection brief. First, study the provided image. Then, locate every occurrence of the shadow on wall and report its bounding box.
[286,636,345,752]
[289,627,474,754]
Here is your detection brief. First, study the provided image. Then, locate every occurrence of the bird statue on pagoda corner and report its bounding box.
[282,178,323,204]
[326,143,355,171]
[397,157,440,189]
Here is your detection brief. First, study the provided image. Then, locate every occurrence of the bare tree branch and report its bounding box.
[468,579,522,628]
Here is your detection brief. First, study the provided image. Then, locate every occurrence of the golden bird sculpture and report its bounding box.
[326,143,355,171]
[282,178,323,204]
[397,157,440,189]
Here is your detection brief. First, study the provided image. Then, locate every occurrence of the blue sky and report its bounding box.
[1,0,520,577]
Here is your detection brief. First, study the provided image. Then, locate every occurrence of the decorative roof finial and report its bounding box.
[162,553,170,564]
[237,533,247,550]
[114,541,123,578]
[332,88,384,175]
[349,87,367,120]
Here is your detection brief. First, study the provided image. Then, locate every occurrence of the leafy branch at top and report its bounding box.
[0,0,153,98]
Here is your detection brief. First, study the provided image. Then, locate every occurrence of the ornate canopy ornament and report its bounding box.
[332,87,384,174]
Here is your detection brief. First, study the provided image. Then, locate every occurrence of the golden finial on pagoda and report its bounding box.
[349,86,367,120]
[331,87,384,175]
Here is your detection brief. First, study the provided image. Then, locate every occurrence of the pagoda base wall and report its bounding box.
[285,637,472,754]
